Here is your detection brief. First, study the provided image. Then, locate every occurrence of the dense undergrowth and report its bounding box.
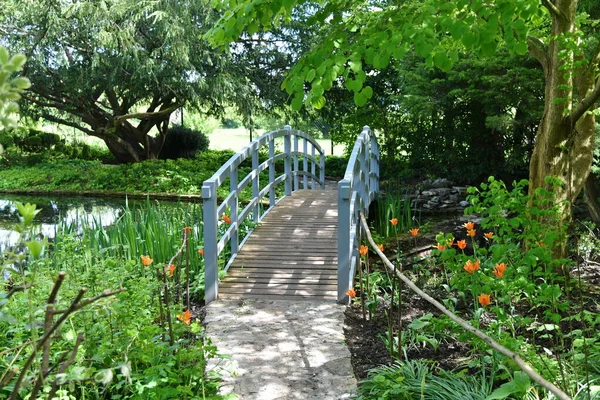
[355,177,600,400]
[0,200,245,399]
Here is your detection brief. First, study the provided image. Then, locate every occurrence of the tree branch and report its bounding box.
[359,214,572,400]
[39,114,98,137]
[571,78,600,125]
[541,0,563,19]
[527,36,549,76]
[114,102,183,125]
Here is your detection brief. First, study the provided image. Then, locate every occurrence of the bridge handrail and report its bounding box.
[202,125,325,303]
[337,126,379,303]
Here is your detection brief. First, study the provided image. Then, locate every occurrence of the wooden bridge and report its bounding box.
[202,126,379,304]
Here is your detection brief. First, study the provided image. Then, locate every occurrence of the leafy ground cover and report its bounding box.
[0,200,244,399]
[346,178,600,400]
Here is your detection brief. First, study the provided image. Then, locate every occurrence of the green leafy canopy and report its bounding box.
[207,0,545,110]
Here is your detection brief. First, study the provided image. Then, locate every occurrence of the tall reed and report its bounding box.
[371,186,415,238]
[57,199,205,275]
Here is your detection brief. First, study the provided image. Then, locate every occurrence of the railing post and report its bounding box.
[202,180,218,303]
[269,138,275,207]
[303,138,308,189]
[252,147,259,223]
[320,148,325,189]
[337,179,351,304]
[284,125,292,196]
[230,168,239,256]
[311,146,316,189]
[372,134,380,196]
[293,134,299,191]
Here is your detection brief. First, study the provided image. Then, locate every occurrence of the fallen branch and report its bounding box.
[359,213,571,400]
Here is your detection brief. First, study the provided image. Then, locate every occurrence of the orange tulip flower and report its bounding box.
[198,248,204,256]
[457,240,467,250]
[463,221,475,230]
[182,226,191,234]
[347,288,356,298]
[222,214,232,224]
[166,264,176,277]
[377,244,384,252]
[464,259,480,274]
[467,229,476,237]
[436,243,447,251]
[359,245,368,256]
[478,293,491,307]
[177,310,192,325]
[141,255,153,266]
[409,228,420,237]
[484,232,494,240]
[493,262,506,278]
[390,218,398,226]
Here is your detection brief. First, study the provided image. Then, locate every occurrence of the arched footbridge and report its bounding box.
[202,125,379,304]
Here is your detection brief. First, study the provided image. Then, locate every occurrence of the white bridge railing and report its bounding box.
[337,126,380,303]
[202,126,325,303]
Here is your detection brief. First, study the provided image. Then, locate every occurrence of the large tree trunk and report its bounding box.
[584,173,600,223]
[528,0,596,258]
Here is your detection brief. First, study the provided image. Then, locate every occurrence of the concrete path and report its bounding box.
[205,299,357,400]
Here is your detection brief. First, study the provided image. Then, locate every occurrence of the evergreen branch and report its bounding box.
[37,113,97,137]
[114,102,182,125]
[359,213,572,400]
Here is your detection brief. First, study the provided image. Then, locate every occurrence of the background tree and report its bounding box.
[0,0,246,162]
[319,49,545,184]
[208,0,600,249]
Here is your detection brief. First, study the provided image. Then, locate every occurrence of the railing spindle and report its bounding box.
[311,146,316,189]
[284,125,292,196]
[303,138,308,189]
[230,168,239,256]
[252,147,259,223]
[269,138,275,208]
[293,134,299,191]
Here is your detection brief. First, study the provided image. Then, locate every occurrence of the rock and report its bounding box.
[434,188,451,197]
[453,186,469,195]
[442,200,455,205]
[421,190,436,197]
[431,178,452,188]
[430,196,440,203]
[459,200,470,207]
[449,194,459,202]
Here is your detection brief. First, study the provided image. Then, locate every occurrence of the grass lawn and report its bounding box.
[207,128,345,156]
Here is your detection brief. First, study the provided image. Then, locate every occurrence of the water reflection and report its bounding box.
[0,196,129,252]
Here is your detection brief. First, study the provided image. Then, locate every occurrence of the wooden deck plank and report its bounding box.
[218,190,340,301]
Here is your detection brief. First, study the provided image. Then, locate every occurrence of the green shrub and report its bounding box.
[160,125,210,160]
[325,155,348,177]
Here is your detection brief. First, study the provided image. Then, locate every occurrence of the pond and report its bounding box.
[0,194,180,251]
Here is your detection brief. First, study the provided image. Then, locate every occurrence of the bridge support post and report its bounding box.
[284,125,292,196]
[202,180,219,303]
[337,179,351,304]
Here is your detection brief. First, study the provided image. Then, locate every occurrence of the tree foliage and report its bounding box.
[208,0,600,235]
[0,0,245,162]
[0,46,30,132]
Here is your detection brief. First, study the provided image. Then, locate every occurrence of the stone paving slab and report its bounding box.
[205,299,356,400]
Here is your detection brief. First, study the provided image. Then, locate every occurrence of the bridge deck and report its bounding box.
[219,190,338,301]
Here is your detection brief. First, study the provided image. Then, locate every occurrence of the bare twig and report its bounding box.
[359,214,572,400]
[7,273,125,399]
[46,333,85,399]
[5,283,33,299]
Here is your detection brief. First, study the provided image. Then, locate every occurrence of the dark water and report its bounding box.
[0,195,130,251]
